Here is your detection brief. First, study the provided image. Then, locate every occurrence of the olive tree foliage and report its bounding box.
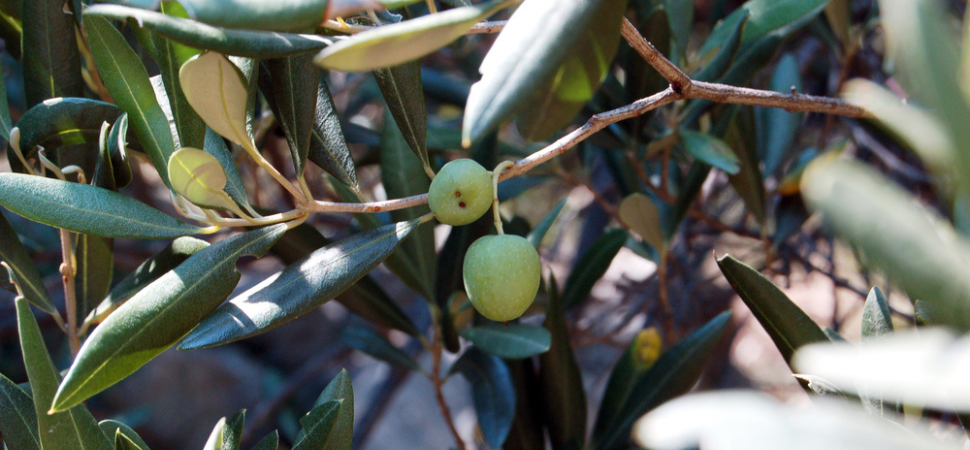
[0,0,965,449]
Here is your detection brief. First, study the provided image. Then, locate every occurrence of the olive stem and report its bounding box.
[491,161,514,235]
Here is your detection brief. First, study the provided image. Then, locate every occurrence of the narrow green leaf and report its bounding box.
[463,0,626,145]
[251,431,279,450]
[141,2,205,149]
[460,325,551,360]
[449,348,516,448]
[315,1,512,72]
[115,433,142,450]
[167,0,334,31]
[504,359,544,450]
[292,401,342,450]
[664,0,693,55]
[680,129,740,174]
[724,108,767,224]
[758,54,803,175]
[717,255,829,365]
[0,173,205,239]
[540,276,586,450]
[307,369,353,450]
[526,199,566,248]
[0,1,20,60]
[16,298,113,450]
[180,51,251,150]
[168,147,237,211]
[590,328,663,448]
[0,55,12,140]
[22,0,83,108]
[561,229,628,310]
[51,225,287,412]
[88,237,209,325]
[699,0,826,56]
[203,128,251,210]
[10,98,121,169]
[513,0,626,141]
[0,210,54,315]
[180,219,425,349]
[84,5,334,58]
[618,194,665,251]
[802,158,970,331]
[106,114,134,189]
[692,10,748,83]
[74,232,113,325]
[264,54,319,176]
[375,63,431,178]
[0,372,39,450]
[593,311,731,450]
[862,286,893,341]
[222,410,245,450]
[98,420,149,450]
[342,327,420,371]
[308,78,359,191]
[203,417,226,450]
[667,162,710,240]
[85,14,177,189]
[380,113,436,299]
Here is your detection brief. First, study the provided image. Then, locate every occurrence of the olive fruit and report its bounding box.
[428,159,493,226]
[463,234,541,321]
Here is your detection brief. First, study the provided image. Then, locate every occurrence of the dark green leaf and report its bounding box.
[222,410,245,450]
[308,78,359,191]
[465,0,627,144]
[724,107,767,225]
[0,55,11,140]
[84,14,177,189]
[514,0,626,141]
[862,286,893,340]
[180,218,425,348]
[0,173,205,239]
[16,298,114,450]
[664,0,693,55]
[315,1,511,72]
[342,326,420,371]
[22,0,83,108]
[74,232,113,324]
[590,328,663,447]
[717,255,829,366]
[540,276,586,450]
[105,114,134,189]
[460,325,551,360]
[98,420,149,450]
[85,5,333,58]
[0,372,38,450]
[51,226,287,412]
[561,229,628,310]
[381,113,436,299]
[264,54,319,176]
[88,237,209,325]
[251,431,279,450]
[10,98,121,171]
[680,129,740,174]
[449,348,515,448]
[758,54,803,175]
[375,63,432,178]
[140,2,205,149]
[773,193,810,249]
[503,359,544,450]
[527,199,566,248]
[306,369,353,450]
[802,158,970,331]
[0,209,54,315]
[593,311,731,450]
[292,401,342,450]
[667,162,710,239]
[203,128,251,210]
[169,0,333,31]
[700,0,826,55]
[693,10,748,83]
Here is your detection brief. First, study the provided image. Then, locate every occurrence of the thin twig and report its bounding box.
[468,20,507,34]
[431,341,466,450]
[59,229,80,357]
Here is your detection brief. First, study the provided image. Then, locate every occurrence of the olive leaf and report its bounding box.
[180,52,252,149]
[618,193,665,251]
[168,147,237,211]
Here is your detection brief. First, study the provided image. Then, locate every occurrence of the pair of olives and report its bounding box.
[428,159,541,322]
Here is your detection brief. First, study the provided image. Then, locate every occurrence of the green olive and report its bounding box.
[463,234,541,321]
[428,159,493,226]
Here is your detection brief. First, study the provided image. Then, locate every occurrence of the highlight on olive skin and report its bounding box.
[428,159,493,226]
[462,234,541,322]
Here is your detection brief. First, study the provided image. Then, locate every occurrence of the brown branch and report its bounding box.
[431,341,467,450]
[59,230,80,356]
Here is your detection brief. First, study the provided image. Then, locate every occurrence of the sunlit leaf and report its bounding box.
[315,1,512,71]
[168,147,237,211]
[0,173,205,239]
[180,52,251,149]
[51,226,287,412]
[293,401,342,450]
[180,219,426,348]
[619,194,665,251]
[10,98,121,172]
